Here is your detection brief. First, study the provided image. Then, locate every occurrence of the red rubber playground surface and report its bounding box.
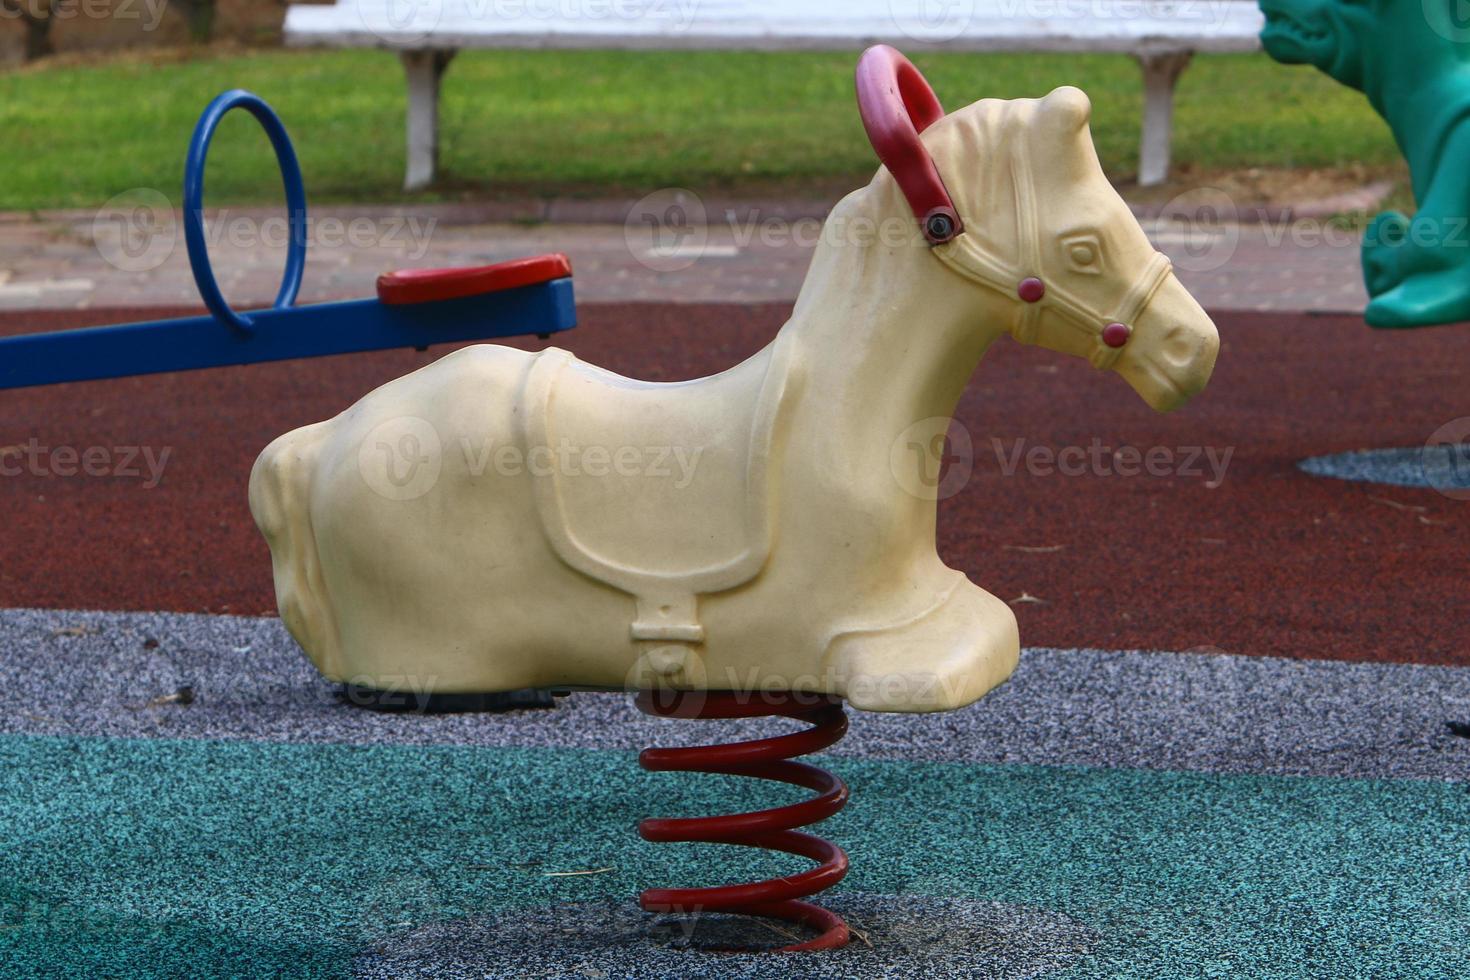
[3,302,1468,980]
[1,305,1465,666]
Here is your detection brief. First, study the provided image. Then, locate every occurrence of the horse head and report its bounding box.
[856,46,1218,412]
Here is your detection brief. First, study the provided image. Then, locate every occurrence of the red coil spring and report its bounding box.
[634,689,851,953]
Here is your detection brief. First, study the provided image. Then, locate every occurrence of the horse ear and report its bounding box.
[1039,86,1092,133]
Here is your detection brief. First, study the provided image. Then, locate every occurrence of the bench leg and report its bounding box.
[1135,51,1192,188]
[401,49,457,192]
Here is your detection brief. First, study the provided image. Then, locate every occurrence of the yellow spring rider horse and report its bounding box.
[250,47,1218,713]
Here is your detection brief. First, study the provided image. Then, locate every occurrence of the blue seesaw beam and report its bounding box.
[0,281,576,390]
[0,89,575,392]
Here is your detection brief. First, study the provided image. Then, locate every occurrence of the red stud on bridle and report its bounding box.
[855,45,1180,363]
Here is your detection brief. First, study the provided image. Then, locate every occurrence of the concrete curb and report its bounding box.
[0,182,1396,231]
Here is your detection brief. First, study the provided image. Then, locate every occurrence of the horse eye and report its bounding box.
[1061,233,1103,273]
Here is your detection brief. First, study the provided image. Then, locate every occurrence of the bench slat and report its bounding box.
[282,0,1266,190]
[286,1,1264,52]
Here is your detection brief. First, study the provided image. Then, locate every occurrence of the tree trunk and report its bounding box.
[1,1,56,62]
[25,12,53,60]
[175,0,216,43]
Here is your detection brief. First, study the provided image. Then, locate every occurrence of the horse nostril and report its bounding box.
[1158,326,1200,365]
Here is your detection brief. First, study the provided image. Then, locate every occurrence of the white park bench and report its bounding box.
[284,0,1265,191]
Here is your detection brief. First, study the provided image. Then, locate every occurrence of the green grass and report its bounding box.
[0,47,1401,211]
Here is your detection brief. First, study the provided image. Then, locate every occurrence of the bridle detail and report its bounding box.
[855,43,1178,370]
[931,128,1176,371]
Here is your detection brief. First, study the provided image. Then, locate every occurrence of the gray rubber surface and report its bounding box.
[4,607,1466,781]
[352,894,1097,979]
[1299,444,1469,494]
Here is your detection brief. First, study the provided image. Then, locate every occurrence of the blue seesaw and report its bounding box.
[0,90,575,391]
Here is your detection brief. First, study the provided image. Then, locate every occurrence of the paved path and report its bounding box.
[0,202,1368,312]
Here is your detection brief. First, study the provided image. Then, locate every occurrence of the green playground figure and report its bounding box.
[1259,0,1470,328]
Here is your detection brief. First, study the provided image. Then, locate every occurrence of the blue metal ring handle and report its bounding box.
[183,90,307,333]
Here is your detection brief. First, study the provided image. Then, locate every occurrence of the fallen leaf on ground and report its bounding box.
[1369,496,1426,513]
[145,687,195,708]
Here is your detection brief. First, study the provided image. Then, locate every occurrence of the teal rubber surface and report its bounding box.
[2,735,1466,978]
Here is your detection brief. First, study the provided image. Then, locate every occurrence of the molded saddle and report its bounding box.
[517,343,799,604]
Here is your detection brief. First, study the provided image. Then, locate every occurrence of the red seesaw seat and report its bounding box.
[376,253,573,306]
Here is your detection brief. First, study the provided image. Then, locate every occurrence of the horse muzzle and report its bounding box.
[1113,273,1219,413]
